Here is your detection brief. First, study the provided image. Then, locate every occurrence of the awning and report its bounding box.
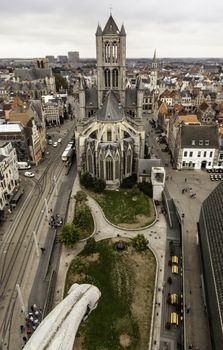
[172,265,179,274]
[170,312,179,325]
[171,294,178,305]
[171,255,179,264]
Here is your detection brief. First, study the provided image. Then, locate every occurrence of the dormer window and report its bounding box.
[199,140,203,146]
[205,140,209,146]
[192,140,196,146]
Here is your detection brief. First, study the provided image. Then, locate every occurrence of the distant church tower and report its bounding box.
[96,15,126,107]
[150,49,158,91]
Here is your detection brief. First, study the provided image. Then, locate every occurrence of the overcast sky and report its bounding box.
[1,0,223,58]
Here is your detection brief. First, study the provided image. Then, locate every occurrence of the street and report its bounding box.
[0,118,76,350]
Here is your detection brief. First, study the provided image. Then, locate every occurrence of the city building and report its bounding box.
[75,15,145,189]
[174,124,219,170]
[198,182,223,350]
[57,56,68,64]
[68,51,79,66]
[0,141,19,214]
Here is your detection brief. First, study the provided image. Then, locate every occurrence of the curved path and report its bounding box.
[55,177,167,350]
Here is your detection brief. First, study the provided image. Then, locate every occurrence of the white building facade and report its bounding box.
[0,141,19,209]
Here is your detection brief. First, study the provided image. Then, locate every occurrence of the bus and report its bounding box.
[17,162,31,170]
[61,147,74,162]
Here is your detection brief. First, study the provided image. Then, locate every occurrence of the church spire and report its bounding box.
[152,49,157,69]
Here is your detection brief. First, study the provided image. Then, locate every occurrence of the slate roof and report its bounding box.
[95,24,102,36]
[31,100,43,124]
[180,125,219,148]
[138,159,161,176]
[15,68,53,81]
[125,88,137,108]
[102,15,120,35]
[85,87,98,108]
[97,91,124,121]
[0,154,6,162]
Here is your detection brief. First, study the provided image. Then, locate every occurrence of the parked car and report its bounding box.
[24,171,35,178]
[53,142,58,147]
[58,138,62,143]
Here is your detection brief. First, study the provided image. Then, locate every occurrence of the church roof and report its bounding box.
[102,15,120,35]
[125,88,137,108]
[97,91,124,121]
[15,68,53,81]
[85,87,98,108]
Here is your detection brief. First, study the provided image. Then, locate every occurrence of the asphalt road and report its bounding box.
[0,119,76,350]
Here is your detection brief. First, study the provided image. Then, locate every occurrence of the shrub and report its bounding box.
[93,178,106,193]
[60,223,80,247]
[121,174,137,189]
[80,172,94,188]
[138,182,153,197]
[84,237,97,254]
[75,190,87,202]
[132,234,149,251]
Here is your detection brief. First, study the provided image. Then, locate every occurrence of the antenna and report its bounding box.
[109,4,112,15]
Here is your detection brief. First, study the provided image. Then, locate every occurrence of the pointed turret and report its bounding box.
[120,24,126,36]
[96,24,102,36]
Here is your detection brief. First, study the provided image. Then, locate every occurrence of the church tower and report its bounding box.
[150,49,158,91]
[96,15,126,107]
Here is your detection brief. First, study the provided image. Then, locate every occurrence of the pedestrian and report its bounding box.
[23,336,27,344]
[182,188,184,194]
[20,325,24,333]
[185,178,187,183]
[40,247,46,253]
[190,289,192,294]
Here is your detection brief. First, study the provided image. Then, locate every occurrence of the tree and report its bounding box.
[132,234,149,251]
[93,178,106,193]
[60,223,80,247]
[80,172,94,189]
[54,73,68,92]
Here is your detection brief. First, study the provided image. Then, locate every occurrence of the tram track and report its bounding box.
[0,130,73,350]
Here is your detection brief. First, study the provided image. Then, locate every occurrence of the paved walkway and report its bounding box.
[166,170,216,350]
[54,176,168,349]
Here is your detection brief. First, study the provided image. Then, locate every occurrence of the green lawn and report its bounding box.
[64,239,156,350]
[94,188,154,226]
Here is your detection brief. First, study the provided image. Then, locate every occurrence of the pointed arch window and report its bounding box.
[115,154,120,179]
[99,154,104,179]
[104,69,110,89]
[87,149,93,174]
[112,42,118,63]
[126,149,132,174]
[106,155,113,181]
[112,69,118,88]
[105,42,110,63]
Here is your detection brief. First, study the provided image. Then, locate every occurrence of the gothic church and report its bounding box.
[76,15,146,189]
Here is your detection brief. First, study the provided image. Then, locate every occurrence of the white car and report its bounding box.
[58,138,62,143]
[24,171,35,178]
[53,142,58,147]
